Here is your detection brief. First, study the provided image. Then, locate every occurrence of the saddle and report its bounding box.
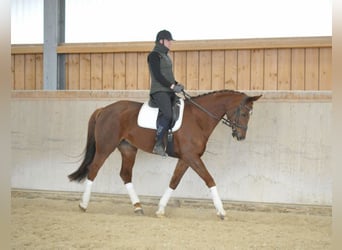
[137,97,184,157]
[137,97,184,132]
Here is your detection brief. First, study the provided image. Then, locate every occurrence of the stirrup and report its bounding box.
[152,143,167,157]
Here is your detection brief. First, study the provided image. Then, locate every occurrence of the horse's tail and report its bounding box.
[68,109,101,182]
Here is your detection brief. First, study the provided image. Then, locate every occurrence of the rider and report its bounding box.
[148,30,184,156]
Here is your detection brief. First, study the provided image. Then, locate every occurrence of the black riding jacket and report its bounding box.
[148,43,176,95]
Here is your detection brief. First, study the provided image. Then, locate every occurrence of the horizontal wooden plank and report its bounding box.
[173,36,332,51]
[11,44,43,54]
[55,37,332,54]
[12,37,332,55]
[57,42,154,54]
[11,90,332,102]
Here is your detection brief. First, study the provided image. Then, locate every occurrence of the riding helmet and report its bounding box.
[156,30,174,42]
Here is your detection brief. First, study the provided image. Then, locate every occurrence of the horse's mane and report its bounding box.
[190,89,244,100]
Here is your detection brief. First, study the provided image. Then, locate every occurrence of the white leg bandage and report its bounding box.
[210,186,226,215]
[159,187,174,208]
[80,179,93,209]
[156,187,174,216]
[125,183,140,205]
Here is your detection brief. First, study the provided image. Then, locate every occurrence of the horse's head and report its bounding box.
[227,95,262,141]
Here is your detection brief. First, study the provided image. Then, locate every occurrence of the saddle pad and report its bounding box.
[137,98,184,132]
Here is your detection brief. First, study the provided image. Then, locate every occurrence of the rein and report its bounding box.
[181,90,248,130]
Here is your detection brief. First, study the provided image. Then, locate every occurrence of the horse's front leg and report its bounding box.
[209,186,226,220]
[156,159,189,217]
[186,156,226,220]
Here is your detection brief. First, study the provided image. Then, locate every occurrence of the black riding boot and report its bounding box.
[152,125,167,156]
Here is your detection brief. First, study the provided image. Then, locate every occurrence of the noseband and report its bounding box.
[182,91,250,131]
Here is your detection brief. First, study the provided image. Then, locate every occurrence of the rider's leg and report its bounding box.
[151,92,173,156]
[153,116,169,156]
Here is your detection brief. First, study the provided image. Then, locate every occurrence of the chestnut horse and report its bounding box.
[68,90,261,219]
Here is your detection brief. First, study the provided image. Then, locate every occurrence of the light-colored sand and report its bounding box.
[11,190,331,250]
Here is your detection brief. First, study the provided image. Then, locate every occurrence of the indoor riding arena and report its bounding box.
[11,2,332,249]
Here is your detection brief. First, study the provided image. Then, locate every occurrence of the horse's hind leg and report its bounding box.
[117,141,143,215]
[79,152,110,211]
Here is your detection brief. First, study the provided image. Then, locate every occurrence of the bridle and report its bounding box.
[182,91,251,132]
[223,102,251,131]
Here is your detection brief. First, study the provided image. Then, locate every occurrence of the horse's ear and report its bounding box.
[247,95,262,103]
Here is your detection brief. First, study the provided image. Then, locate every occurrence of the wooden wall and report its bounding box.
[11,45,44,90]
[11,37,332,91]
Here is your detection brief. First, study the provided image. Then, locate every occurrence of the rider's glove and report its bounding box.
[173,83,184,93]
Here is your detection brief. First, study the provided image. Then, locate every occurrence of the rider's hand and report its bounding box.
[173,84,184,93]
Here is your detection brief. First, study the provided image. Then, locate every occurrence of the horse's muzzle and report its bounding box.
[232,130,245,141]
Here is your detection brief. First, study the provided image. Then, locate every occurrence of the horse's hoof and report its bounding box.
[219,214,225,220]
[79,204,87,212]
[155,211,166,218]
[217,211,226,220]
[133,203,144,215]
[134,207,144,215]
